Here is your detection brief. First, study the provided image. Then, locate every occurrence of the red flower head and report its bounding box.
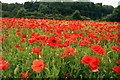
[112,46,120,52]
[39,35,48,45]
[16,30,21,36]
[48,36,58,48]
[89,56,100,72]
[90,56,100,65]
[80,38,88,47]
[22,34,27,38]
[15,44,23,51]
[61,52,70,58]
[0,38,4,43]
[31,59,45,73]
[90,45,106,55]
[0,60,8,70]
[112,66,120,75]
[117,59,120,64]
[81,55,92,66]
[66,47,75,56]
[66,73,70,78]
[32,47,41,55]
[58,44,64,48]
[28,38,38,44]
[21,72,29,79]
[15,44,20,48]
[61,47,75,58]
[20,38,25,43]
[89,63,99,72]
[63,40,70,47]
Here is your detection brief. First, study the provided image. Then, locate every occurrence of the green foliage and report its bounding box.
[81,16,91,20]
[25,11,44,19]
[1,2,118,21]
[38,3,49,14]
[71,10,82,20]
[102,6,120,22]
[16,8,27,18]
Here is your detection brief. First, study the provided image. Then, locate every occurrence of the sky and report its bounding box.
[0,0,120,7]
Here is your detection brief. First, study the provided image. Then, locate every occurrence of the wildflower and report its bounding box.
[31,59,45,73]
[66,73,70,78]
[80,38,88,47]
[81,55,92,66]
[112,66,120,75]
[89,56,100,72]
[0,60,8,70]
[22,34,27,38]
[48,36,58,48]
[32,47,41,55]
[0,38,4,42]
[16,30,21,36]
[89,63,99,72]
[90,45,106,55]
[117,59,120,64]
[20,38,25,43]
[112,46,120,52]
[61,52,70,58]
[65,47,75,56]
[28,38,38,44]
[21,72,29,79]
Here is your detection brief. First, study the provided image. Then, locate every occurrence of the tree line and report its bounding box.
[1,1,120,21]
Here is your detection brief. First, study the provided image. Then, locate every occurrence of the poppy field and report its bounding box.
[0,18,120,78]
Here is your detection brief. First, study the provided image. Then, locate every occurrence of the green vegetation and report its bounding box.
[1,1,120,21]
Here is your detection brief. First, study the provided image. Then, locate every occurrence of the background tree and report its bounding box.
[1,1,118,21]
[71,10,82,20]
[16,8,27,18]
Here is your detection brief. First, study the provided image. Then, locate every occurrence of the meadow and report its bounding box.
[0,18,120,78]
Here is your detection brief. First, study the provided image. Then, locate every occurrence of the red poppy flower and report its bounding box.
[28,38,38,44]
[81,55,92,66]
[112,46,120,52]
[5,33,9,38]
[90,45,106,55]
[89,56,100,72]
[63,40,70,47]
[20,38,25,43]
[90,56,100,66]
[64,33,70,39]
[58,44,64,48]
[0,38,4,42]
[21,72,29,79]
[61,52,70,58]
[31,59,45,73]
[55,29,62,37]
[80,38,88,47]
[0,60,8,70]
[117,59,120,64]
[65,47,75,56]
[19,48,23,51]
[39,35,48,45]
[48,36,58,48]
[15,44,20,48]
[89,63,99,72]
[112,66,120,74]
[32,47,41,55]
[66,73,70,78]
[22,34,27,38]
[69,35,77,43]
[16,30,21,36]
